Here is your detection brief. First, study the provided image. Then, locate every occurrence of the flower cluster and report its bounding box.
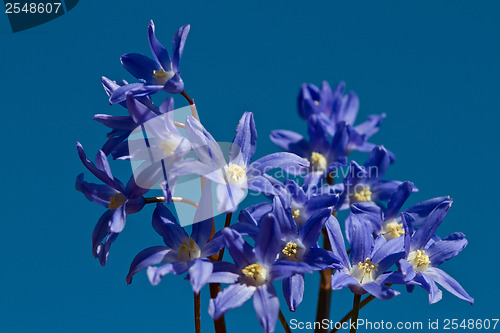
[76,21,473,333]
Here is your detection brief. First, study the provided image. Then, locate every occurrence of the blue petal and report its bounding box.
[93,114,136,130]
[109,201,127,233]
[269,130,310,156]
[299,208,331,248]
[371,236,405,273]
[427,233,468,267]
[384,181,415,220]
[350,202,383,235]
[303,248,342,270]
[75,173,117,208]
[91,210,113,259]
[272,196,297,238]
[249,152,309,176]
[163,72,184,94]
[354,113,386,138]
[152,203,188,249]
[208,283,256,320]
[325,215,350,268]
[363,146,391,182]
[148,20,172,71]
[171,24,190,72]
[206,261,240,284]
[77,143,124,192]
[147,262,189,285]
[126,246,173,284]
[283,274,304,312]
[416,273,443,304]
[347,213,373,265]
[270,261,311,281]
[425,268,473,304]
[222,228,256,267]
[371,180,403,202]
[339,91,359,125]
[109,82,145,104]
[126,94,156,124]
[121,53,159,83]
[362,282,400,300]
[330,121,349,158]
[404,196,451,227]
[230,112,257,166]
[411,199,452,250]
[308,114,330,153]
[253,284,280,333]
[298,83,322,120]
[255,214,281,266]
[331,271,359,290]
[188,258,213,294]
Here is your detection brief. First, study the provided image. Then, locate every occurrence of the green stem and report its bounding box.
[279,310,292,333]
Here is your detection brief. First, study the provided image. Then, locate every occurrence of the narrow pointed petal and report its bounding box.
[148,20,172,70]
[171,24,190,72]
[152,203,188,249]
[331,271,359,290]
[385,181,414,220]
[255,214,281,266]
[362,282,400,300]
[299,208,331,248]
[188,258,213,294]
[253,284,280,333]
[109,202,128,233]
[208,283,256,320]
[283,274,304,312]
[325,215,350,269]
[121,53,159,83]
[427,233,468,267]
[126,246,173,284]
[230,112,257,166]
[425,268,474,304]
[270,130,310,156]
[411,199,452,250]
[249,152,309,176]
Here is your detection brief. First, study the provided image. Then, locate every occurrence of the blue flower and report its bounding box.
[338,146,414,210]
[296,81,388,155]
[270,114,349,179]
[126,186,221,293]
[172,112,310,213]
[207,214,311,333]
[109,21,190,104]
[94,91,171,159]
[397,200,474,304]
[326,211,407,300]
[75,143,147,265]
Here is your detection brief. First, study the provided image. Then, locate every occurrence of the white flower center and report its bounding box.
[224,163,247,185]
[241,263,268,286]
[352,186,372,203]
[159,137,180,157]
[382,219,405,240]
[153,68,175,85]
[407,250,430,272]
[310,152,328,172]
[108,193,126,210]
[350,258,378,284]
[177,238,201,262]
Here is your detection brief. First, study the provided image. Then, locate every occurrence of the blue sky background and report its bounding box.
[1,1,499,332]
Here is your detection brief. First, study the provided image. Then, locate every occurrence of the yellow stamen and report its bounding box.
[152,69,174,85]
[292,209,301,220]
[108,193,126,210]
[159,139,179,156]
[225,164,247,183]
[242,263,267,285]
[408,250,430,272]
[177,237,201,261]
[351,257,378,284]
[282,242,299,258]
[314,100,320,106]
[384,221,405,240]
[352,186,372,203]
[358,258,377,274]
[311,152,327,172]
